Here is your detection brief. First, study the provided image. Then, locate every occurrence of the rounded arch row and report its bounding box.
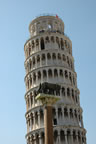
[25,67,77,91]
[25,51,74,73]
[25,85,80,112]
[24,35,72,59]
[25,104,83,134]
[26,127,86,144]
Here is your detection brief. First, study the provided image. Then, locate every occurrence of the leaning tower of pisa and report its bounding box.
[24,15,87,144]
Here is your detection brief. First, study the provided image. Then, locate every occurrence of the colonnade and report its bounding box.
[24,35,72,59]
[26,105,83,133]
[25,51,74,74]
[26,127,86,144]
[25,67,77,91]
[25,85,80,111]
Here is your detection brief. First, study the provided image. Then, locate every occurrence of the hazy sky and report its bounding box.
[0,0,96,144]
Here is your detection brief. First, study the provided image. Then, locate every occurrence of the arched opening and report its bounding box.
[62,87,65,96]
[58,53,61,60]
[69,72,72,82]
[29,59,32,70]
[60,69,63,77]
[67,130,71,143]
[54,130,58,142]
[73,130,76,141]
[67,56,70,66]
[65,70,68,78]
[48,69,52,77]
[62,54,66,61]
[72,89,74,100]
[45,36,49,43]
[35,112,38,126]
[30,75,32,87]
[47,53,51,60]
[67,88,70,96]
[78,131,81,142]
[64,107,68,117]
[36,39,39,46]
[54,69,58,77]
[28,44,31,56]
[35,133,39,144]
[51,36,54,42]
[61,38,64,50]
[54,118,57,125]
[43,70,47,78]
[52,53,56,60]
[37,55,40,63]
[40,38,45,50]
[38,71,41,80]
[70,108,73,118]
[60,130,65,141]
[58,108,62,117]
[32,40,35,49]
[74,109,77,118]
[30,93,33,106]
[42,54,46,61]
[41,132,45,144]
[33,57,35,66]
[33,73,36,83]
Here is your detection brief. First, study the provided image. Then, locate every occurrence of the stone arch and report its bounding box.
[38,71,41,80]
[65,70,68,78]
[47,53,51,60]
[51,36,55,42]
[67,56,70,66]
[33,56,35,66]
[30,75,32,87]
[72,89,74,100]
[64,107,68,117]
[62,87,65,96]
[36,39,39,46]
[29,59,32,70]
[54,130,58,142]
[67,129,71,143]
[37,55,40,63]
[52,53,56,60]
[62,54,66,61]
[61,38,64,50]
[58,107,62,118]
[58,53,61,60]
[40,38,45,50]
[35,111,38,126]
[41,132,45,144]
[48,69,52,77]
[43,69,47,78]
[30,92,33,107]
[45,36,50,43]
[32,40,35,49]
[73,130,76,142]
[69,72,72,83]
[74,109,77,118]
[70,108,73,118]
[33,72,36,83]
[42,53,46,61]
[35,133,39,144]
[67,87,70,97]
[60,130,65,142]
[54,69,58,77]
[59,69,63,77]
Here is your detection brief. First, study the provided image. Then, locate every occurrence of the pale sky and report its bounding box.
[0,0,96,144]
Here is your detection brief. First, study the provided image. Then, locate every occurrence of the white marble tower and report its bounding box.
[24,15,87,144]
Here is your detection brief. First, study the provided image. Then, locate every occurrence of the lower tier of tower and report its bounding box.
[26,125,86,144]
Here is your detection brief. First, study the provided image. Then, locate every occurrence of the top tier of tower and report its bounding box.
[29,15,64,37]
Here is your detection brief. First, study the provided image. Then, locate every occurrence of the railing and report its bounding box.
[35,13,63,21]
